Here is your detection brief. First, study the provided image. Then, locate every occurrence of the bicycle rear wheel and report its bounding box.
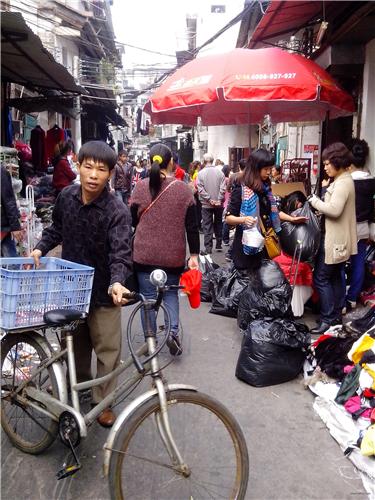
[108,389,249,499]
[1,333,59,454]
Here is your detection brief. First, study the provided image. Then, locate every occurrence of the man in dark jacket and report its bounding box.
[30,141,133,427]
[1,165,22,256]
[111,150,132,204]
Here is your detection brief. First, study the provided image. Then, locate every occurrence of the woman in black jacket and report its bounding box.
[345,139,375,311]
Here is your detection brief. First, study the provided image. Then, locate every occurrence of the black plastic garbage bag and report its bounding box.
[235,318,310,387]
[209,268,250,317]
[200,256,220,303]
[237,260,292,330]
[279,202,321,264]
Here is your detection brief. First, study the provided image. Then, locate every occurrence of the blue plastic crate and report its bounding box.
[1,257,94,330]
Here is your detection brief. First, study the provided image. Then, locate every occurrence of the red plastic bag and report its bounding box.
[180,269,202,309]
[14,140,32,162]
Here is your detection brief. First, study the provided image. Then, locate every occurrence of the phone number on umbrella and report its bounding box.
[236,73,297,80]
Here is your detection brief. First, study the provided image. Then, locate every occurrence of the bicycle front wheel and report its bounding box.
[1,333,59,454]
[109,389,249,499]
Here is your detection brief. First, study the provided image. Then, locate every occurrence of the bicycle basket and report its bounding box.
[0,257,94,330]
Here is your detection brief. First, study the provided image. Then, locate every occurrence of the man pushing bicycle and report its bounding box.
[30,140,132,427]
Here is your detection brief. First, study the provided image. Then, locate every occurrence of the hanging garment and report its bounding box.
[4,105,13,146]
[30,125,47,171]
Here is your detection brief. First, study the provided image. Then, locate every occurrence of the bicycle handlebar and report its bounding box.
[122,291,141,301]
[121,285,185,303]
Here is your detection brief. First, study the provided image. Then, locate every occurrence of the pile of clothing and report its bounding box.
[305,307,375,482]
[26,174,56,203]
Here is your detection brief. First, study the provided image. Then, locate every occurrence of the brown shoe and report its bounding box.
[97,408,116,427]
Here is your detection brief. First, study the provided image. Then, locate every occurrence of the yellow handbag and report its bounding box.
[259,217,281,259]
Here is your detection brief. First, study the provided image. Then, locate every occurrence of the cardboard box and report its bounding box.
[271,182,306,198]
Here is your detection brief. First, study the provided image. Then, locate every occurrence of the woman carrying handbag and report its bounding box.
[225,148,281,271]
[130,143,200,355]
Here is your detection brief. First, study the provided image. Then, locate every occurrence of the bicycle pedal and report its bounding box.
[56,463,81,480]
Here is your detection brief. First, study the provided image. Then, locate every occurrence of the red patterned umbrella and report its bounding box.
[144,48,355,126]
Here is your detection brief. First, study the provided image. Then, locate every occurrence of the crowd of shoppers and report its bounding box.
[14,135,371,429]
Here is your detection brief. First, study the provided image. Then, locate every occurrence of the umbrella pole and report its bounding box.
[315,119,324,196]
[258,123,261,148]
[247,104,252,150]
[316,110,330,196]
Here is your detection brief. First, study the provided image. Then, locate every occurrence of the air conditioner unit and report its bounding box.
[12,120,23,136]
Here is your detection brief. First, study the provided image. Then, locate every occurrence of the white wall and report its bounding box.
[361,38,375,174]
[54,36,82,149]
[286,124,319,159]
[193,0,245,57]
[207,124,257,163]
[194,2,252,163]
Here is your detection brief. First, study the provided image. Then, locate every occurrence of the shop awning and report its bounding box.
[1,11,84,93]
[248,1,326,48]
[8,95,79,119]
[81,100,127,127]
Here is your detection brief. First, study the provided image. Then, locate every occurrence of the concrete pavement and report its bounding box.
[1,250,368,499]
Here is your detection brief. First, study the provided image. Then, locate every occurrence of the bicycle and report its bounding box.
[1,269,249,499]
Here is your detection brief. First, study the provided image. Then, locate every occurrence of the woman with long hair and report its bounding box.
[189,160,201,181]
[52,140,76,193]
[225,148,281,270]
[190,160,203,231]
[130,143,200,355]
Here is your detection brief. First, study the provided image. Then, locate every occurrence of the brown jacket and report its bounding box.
[311,171,357,264]
[130,177,195,269]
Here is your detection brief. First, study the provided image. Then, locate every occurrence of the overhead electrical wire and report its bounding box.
[9,0,177,58]
[8,0,257,101]
[14,0,255,66]
[118,1,257,98]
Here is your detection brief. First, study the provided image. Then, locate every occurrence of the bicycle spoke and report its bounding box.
[187,479,217,499]
[106,447,180,472]
[188,476,234,498]
[1,334,59,453]
[11,343,19,389]
[109,391,248,499]
[11,400,53,436]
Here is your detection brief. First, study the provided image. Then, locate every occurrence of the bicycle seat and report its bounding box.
[43,309,85,326]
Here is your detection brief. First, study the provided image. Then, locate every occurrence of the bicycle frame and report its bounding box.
[17,328,197,475]
[15,329,150,438]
